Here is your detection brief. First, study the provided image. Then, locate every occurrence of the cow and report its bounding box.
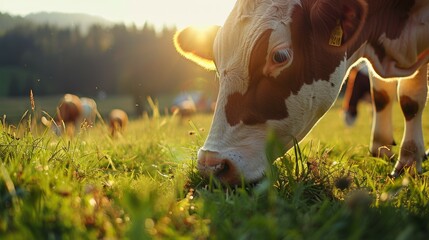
[174,0,429,185]
[342,62,372,126]
[109,109,128,137]
[171,97,198,119]
[42,93,83,136]
[80,97,98,127]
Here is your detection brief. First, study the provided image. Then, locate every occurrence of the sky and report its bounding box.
[0,0,236,29]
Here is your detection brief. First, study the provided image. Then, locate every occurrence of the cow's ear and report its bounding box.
[174,26,220,71]
[310,0,367,50]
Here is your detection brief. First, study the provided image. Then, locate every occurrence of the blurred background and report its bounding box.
[0,1,234,123]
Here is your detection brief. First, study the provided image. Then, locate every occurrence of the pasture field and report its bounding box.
[1,97,429,239]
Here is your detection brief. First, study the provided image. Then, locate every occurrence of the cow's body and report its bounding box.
[175,0,429,184]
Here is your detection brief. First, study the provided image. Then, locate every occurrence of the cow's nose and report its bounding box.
[197,149,240,185]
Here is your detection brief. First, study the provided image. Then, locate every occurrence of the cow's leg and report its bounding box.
[343,66,371,126]
[391,65,428,177]
[369,74,397,159]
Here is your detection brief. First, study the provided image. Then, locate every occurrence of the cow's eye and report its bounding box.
[272,49,292,64]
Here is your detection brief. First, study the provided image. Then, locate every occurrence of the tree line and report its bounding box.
[0,14,217,113]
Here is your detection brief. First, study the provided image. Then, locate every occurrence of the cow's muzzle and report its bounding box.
[197,149,241,185]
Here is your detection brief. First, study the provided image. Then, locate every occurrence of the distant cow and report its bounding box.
[42,93,83,136]
[42,94,99,136]
[171,98,197,119]
[80,97,98,127]
[109,109,128,137]
[171,91,215,119]
[342,62,372,126]
[175,0,429,184]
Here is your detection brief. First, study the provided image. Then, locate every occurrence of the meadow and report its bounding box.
[0,96,428,239]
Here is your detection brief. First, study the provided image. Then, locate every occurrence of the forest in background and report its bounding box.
[0,12,218,114]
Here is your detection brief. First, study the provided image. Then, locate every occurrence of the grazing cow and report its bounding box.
[175,0,429,184]
[171,98,197,119]
[42,93,83,136]
[171,93,208,119]
[342,62,372,126]
[109,109,128,137]
[80,97,98,127]
[172,91,216,113]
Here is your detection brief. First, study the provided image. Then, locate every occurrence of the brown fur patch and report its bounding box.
[349,0,415,64]
[372,89,390,112]
[400,95,419,121]
[225,30,292,125]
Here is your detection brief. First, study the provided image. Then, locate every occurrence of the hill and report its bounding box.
[0,11,114,35]
[0,12,30,34]
[24,12,114,33]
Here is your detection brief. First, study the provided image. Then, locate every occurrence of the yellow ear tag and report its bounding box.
[329,20,343,47]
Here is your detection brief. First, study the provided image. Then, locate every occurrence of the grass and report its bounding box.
[0,96,429,239]
[0,95,137,124]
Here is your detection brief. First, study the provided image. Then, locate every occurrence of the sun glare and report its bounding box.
[189,26,219,44]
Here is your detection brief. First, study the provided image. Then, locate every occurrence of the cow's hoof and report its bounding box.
[389,159,406,179]
[388,169,401,179]
[344,112,356,127]
[371,145,395,161]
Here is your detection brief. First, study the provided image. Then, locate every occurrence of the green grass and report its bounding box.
[0,95,137,124]
[1,98,428,239]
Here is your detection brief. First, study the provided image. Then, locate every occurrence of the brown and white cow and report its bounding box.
[109,109,128,137]
[171,98,197,119]
[80,97,98,127]
[42,93,83,136]
[175,0,429,184]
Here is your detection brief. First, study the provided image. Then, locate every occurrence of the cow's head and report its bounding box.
[175,0,368,184]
